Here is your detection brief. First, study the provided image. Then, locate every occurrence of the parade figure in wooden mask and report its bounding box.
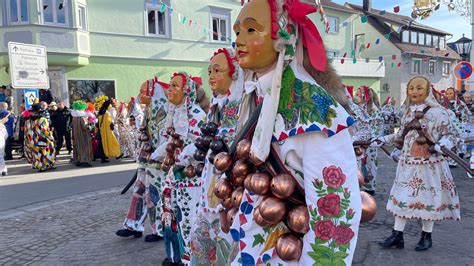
[160,72,208,264]
[374,76,460,252]
[228,1,362,265]
[190,48,244,266]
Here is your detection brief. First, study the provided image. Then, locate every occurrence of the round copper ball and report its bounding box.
[220,197,234,209]
[163,155,175,167]
[361,191,377,223]
[415,135,427,145]
[244,174,253,191]
[358,170,364,188]
[219,209,230,233]
[271,174,296,199]
[287,205,310,234]
[161,163,170,172]
[195,163,205,177]
[172,137,183,148]
[236,139,252,160]
[248,172,271,195]
[213,178,234,199]
[166,127,175,136]
[231,175,246,188]
[231,160,252,178]
[253,206,273,227]
[231,187,244,209]
[213,152,233,172]
[165,143,175,153]
[249,151,264,167]
[227,207,239,225]
[259,196,287,225]
[184,165,196,178]
[275,233,303,261]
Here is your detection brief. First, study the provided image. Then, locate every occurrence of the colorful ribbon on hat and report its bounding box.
[362,86,370,104]
[284,0,327,72]
[190,76,203,86]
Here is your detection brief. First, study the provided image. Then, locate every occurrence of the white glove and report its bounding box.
[370,137,385,147]
[150,141,167,161]
[175,144,197,166]
[434,144,442,153]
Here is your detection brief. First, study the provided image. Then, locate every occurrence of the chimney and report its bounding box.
[363,0,372,12]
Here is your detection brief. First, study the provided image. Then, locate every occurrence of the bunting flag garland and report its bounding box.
[393,6,400,13]
[151,1,232,42]
[361,16,368,23]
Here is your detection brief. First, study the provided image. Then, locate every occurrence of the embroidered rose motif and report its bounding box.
[334,225,355,245]
[314,220,336,241]
[317,193,341,217]
[322,166,346,189]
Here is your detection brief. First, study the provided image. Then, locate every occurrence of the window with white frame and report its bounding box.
[328,16,339,34]
[326,50,339,61]
[211,8,231,43]
[426,34,432,46]
[429,60,436,75]
[418,32,425,45]
[439,36,446,49]
[443,61,451,76]
[77,5,87,30]
[42,0,68,26]
[412,59,421,74]
[7,0,29,24]
[146,1,171,37]
[402,31,409,43]
[410,31,417,44]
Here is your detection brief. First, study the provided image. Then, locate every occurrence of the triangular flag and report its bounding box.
[397,62,402,68]
[341,58,345,64]
[379,10,386,15]
[423,58,428,63]
[342,21,348,27]
[391,62,395,67]
[342,52,347,58]
[361,16,368,23]
[351,50,355,56]
[181,16,187,24]
[420,49,425,54]
[366,42,371,49]
[444,53,450,57]
[392,54,397,60]
[414,60,419,64]
[160,3,166,13]
[385,32,391,40]
[188,19,193,27]
[376,38,381,44]
[365,58,370,63]
[353,57,357,64]
[379,56,383,62]
[393,6,400,13]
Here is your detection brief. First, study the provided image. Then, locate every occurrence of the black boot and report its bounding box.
[115,229,142,238]
[415,231,432,251]
[144,234,163,242]
[378,230,404,249]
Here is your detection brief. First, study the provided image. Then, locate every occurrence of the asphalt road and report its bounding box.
[0,154,136,212]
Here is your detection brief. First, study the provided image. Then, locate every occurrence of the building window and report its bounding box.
[433,35,439,48]
[418,32,425,45]
[354,34,365,52]
[7,0,29,24]
[326,50,339,61]
[412,59,421,74]
[443,62,451,76]
[402,31,409,43]
[146,1,171,37]
[211,8,231,43]
[327,16,339,34]
[429,60,436,75]
[439,36,446,49]
[410,31,417,44]
[77,5,87,30]
[426,34,432,46]
[41,0,68,26]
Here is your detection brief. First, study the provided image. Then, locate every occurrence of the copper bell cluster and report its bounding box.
[161,127,183,173]
[192,122,219,178]
[213,139,308,262]
[138,126,152,161]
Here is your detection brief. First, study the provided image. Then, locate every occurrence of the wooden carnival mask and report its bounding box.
[446,88,456,101]
[168,75,186,106]
[208,52,233,95]
[407,77,429,105]
[138,81,152,105]
[234,0,278,74]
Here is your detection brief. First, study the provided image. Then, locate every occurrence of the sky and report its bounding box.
[332,0,472,42]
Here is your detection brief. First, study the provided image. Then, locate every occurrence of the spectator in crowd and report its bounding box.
[0,102,14,160]
[38,89,53,104]
[4,89,13,110]
[49,102,58,112]
[14,104,26,159]
[40,101,51,125]
[51,101,72,155]
[0,106,11,176]
[0,86,6,102]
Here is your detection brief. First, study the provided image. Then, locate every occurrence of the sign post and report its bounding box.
[8,42,49,89]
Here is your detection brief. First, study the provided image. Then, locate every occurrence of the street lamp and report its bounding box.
[454,34,472,61]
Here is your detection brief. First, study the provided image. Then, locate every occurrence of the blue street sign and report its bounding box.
[24,89,38,109]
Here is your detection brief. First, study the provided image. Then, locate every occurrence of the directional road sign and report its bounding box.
[8,42,49,89]
[454,61,473,80]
